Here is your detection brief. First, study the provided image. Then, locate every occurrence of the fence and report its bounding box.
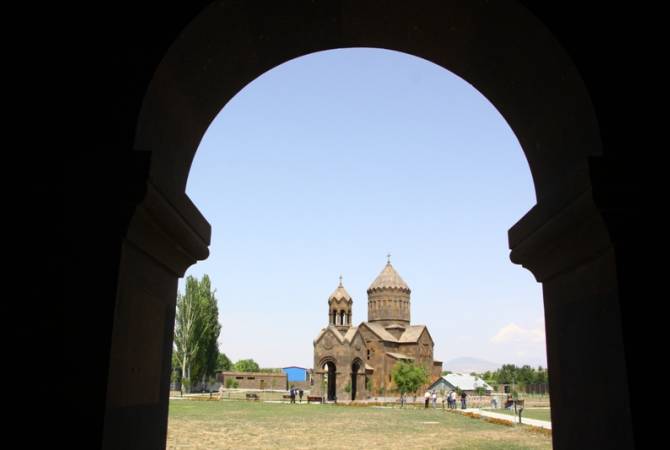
[498,383,549,395]
[170,388,312,402]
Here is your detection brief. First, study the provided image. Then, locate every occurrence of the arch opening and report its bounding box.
[323,361,337,401]
[101,3,635,450]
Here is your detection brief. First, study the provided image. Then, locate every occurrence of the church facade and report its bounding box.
[312,259,443,401]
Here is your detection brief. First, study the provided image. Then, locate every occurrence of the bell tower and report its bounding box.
[328,275,352,332]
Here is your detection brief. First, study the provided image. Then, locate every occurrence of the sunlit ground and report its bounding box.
[167,399,552,449]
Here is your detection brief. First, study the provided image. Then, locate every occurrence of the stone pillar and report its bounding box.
[356,372,366,399]
[509,164,635,449]
[102,182,209,450]
[312,371,324,398]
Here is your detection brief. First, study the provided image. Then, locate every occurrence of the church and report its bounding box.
[312,258,442,401]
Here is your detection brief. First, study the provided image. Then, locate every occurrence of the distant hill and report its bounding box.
[443,357,501,374]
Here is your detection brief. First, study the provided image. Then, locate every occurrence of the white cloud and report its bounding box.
[490,323,545,345]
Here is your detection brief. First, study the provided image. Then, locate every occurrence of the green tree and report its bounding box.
[217,353,232,371]
[391,361,428,396]
[173,275,220,392]
[517,365,534,385]
[190,275,221,388]
[534,366,548,384]
[171,352,182,385]
[234,359,260,372]
[495,364,517,384]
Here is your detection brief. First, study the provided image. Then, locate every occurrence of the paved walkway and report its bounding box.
[461,408,552,430]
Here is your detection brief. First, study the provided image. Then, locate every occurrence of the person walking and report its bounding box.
[431,390,437,408]
[460,391,467,409]
[424,390,430,408]
[289,386,296,404]
[299,389,304,403]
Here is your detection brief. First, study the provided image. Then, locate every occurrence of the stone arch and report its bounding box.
[98,2,637,449]
[323,361,337,402]
[317,355,338,369]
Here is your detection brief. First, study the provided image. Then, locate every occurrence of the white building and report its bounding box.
[428,373,494,394]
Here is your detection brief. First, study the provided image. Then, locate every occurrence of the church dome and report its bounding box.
[367,260,410,293]
[329,277,352,302]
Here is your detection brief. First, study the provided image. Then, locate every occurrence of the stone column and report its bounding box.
[102,182,209,450]
[312,371,324,398]
[509,160,635,449]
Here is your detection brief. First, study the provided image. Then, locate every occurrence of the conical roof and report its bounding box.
[368,261,410,292]
[329,277,352,302]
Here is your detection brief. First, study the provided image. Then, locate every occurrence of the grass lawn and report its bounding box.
[167,400,552,449]
[492,408,552,422]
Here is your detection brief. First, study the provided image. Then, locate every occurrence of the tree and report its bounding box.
[391,361,428,397]
[173,274,221,392]
[234,359,260,372]
[217,353,232,371]
[190,275,221,388]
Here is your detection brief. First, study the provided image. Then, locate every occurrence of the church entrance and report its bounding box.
[351,361,360,401]
[324,362,337,401]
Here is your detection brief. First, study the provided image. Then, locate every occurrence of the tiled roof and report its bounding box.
[398,325,427,343]
[363,322,400,342]
[362,323,427,343]
[343,327,358,342]
[314,326,359,345]
[368,262,410,292]
[328,282,352,302]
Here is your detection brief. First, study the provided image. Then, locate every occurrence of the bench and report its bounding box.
[307,396,323,404]
[245,393,259,401]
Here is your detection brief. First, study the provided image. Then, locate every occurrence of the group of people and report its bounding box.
[289,386,304,403]
[444,390,467,409]
[420,390,467,409]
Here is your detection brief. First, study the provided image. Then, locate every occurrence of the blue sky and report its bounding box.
[181,48,546,370]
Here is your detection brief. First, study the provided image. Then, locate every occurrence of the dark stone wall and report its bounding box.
[55,1,653,448]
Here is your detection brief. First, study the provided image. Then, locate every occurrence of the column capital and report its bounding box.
[126,181,210,276]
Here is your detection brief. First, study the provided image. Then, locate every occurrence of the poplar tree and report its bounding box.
[173,275,220,392]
